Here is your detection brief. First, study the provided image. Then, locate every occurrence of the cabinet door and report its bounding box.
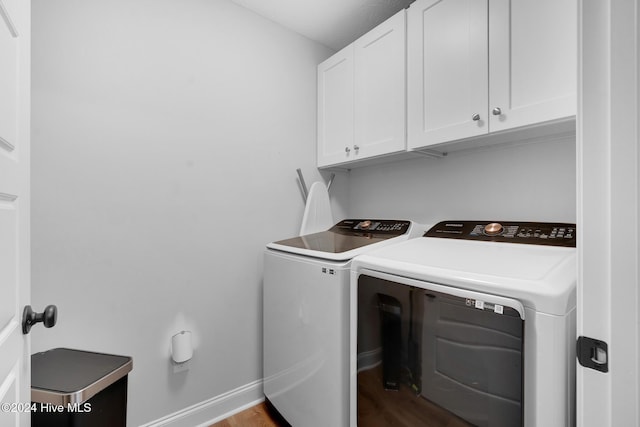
[489,0,577,132]
[354,10,406,159]
[408,0,489,149]
[317,45,354,168]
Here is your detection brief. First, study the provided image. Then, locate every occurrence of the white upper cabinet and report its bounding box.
[317,45,355,167]
[489,0,577,133]
[408,0,577,150]
[318,10,406,168]
[353,11,406,161]
[408,0,489,147]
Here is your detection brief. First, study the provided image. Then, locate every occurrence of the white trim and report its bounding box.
[196,397,264,427]
[578,0,640,425]
[0,320,18,347]
[0,366,16,402]
[0,0,18,37]
[410,117,576,156]
[0,192,18,202]
[139,379,264,427]
[0,136,15,152]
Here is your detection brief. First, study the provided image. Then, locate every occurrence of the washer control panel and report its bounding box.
[425,221,576,247]
[331,219,411,236]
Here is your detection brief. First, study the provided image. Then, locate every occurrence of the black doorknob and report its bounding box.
[22,305,57,334]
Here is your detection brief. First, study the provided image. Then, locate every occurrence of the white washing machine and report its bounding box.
[263,219,424,427]
[350,221,576,427]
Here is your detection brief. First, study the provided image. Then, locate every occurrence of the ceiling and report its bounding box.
[230,0,414,51]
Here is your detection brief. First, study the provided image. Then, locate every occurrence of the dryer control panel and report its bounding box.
[425,221,576,247]
[331,219,411,236]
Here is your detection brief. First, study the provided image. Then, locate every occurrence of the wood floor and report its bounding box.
[209,402,286,427]
[210,366,472,426]
[357,365,473,427]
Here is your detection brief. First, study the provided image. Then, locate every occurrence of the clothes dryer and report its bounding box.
[350,221,576,427]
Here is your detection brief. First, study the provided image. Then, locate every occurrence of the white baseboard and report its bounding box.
[139,379,264,427]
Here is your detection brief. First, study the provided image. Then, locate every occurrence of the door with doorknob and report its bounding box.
[0,1,32,425]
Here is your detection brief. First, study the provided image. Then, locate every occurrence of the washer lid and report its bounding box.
[353,237,576,315]
[267,219,416,261]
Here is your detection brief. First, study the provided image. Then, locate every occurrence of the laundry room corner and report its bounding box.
[28,0,344,425]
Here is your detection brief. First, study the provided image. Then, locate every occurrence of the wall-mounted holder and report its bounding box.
[412,149,448,159]
[171,330,193,364]
[296,169,335,203]
[326,173,335,192]
[296,168,309,202]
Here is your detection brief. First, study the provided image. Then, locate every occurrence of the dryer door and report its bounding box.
[356,272,524,427]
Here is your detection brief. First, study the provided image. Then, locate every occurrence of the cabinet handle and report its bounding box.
[472,113,481,121]
[492,107,502,116]
[353,145,360,151]
[345,146,351,153]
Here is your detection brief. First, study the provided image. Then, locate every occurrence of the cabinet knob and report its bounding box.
[472,113,481,121]
[345,146,351,153]
[492,107,502,116]
[353,145,360,151]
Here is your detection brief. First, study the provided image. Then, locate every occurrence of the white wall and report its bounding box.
[347,136,576,225]
[30,1,340,425]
